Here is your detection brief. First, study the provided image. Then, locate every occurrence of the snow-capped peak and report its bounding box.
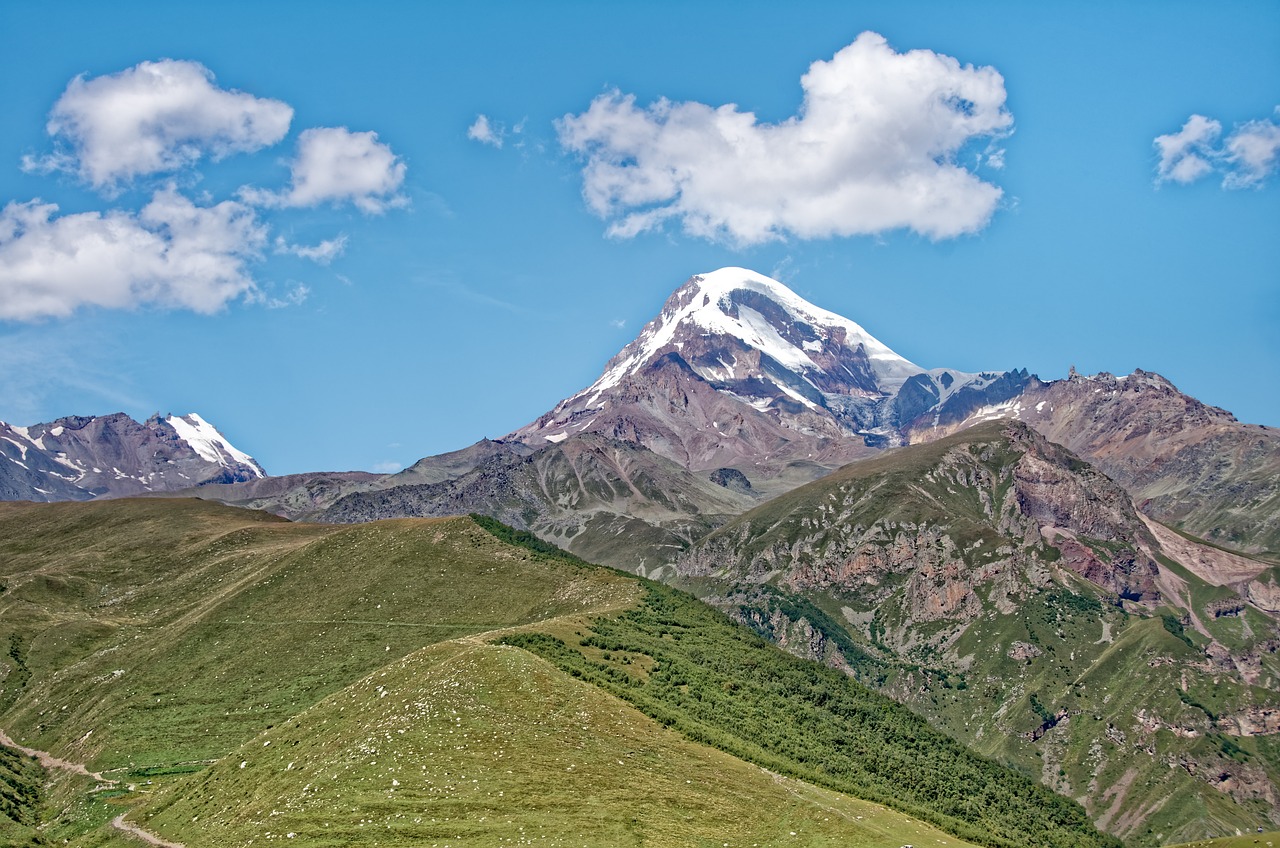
[165,413,264,477]
[580,267,922,404]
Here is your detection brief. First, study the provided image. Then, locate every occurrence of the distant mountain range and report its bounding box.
[3,266,1278,842]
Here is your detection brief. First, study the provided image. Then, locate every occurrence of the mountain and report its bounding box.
[506,267,1278,559]
[509,267,1029,493]
[0,498,1115,848]
[0,411,264,501]
[671,420,1280,844]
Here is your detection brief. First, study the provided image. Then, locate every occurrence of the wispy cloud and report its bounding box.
[1155,108,1280,188]
[0,325,148,423]
[274,234,348,264]
[559,32,1013,245]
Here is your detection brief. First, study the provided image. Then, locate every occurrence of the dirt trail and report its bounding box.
[0,728,184,847]
[111,814,185,848]
[0,728,114,784]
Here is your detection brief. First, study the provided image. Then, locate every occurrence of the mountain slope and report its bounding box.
[0,498,1117,847]
[317,432,758,571]
[913,369,1280,556]
[672,421,1280,844]
[0,411,264,502]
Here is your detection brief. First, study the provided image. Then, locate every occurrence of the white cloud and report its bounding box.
[274,234,348,264]
[1154,114,1222,185]
[245,127,407,213]
[254,282,310,309]
[25,59,292,193]
[558,32,1013,245]
[0,188,266,320]
[1223,115,1280,188]
[1154,109,1280,188]
[371,460,402,473]
[467,114,504,148]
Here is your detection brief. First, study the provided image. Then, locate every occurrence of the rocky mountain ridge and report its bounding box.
[670,420,1280,844]
[915,368,1280,556]
[0,411,264,501]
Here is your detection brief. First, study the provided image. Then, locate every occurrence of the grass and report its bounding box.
[133,639,982,847]
[0,498,1002,847]
[0,500,635,771]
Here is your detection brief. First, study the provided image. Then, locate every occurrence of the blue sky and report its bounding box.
[1,1,1277,475]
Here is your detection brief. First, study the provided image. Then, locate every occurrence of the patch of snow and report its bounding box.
[1035,401,1047,412]
[165,413,264,476]
[2,436,28,459]
[49,425,64,437]
[544,432,569,444]
[10,426,47,452]
[963,399,1024,425]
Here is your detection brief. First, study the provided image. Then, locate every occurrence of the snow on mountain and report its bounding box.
[165,413,264,476]
[579,267,924,405]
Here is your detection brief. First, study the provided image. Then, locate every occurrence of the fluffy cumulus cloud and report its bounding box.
[1155,108,1280,188]
[244,127,407,213]
[0,189,266,320]
[25,59,293,192]
[2,59,410,321]
[558,32,1013,244]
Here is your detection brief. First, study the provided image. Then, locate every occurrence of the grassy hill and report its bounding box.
[0,498,1112,846]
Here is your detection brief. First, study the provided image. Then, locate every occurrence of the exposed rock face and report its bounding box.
[0,412,264,502]
[671,419,1280,843]
[680,420,1160,613]
[150,470,381,520]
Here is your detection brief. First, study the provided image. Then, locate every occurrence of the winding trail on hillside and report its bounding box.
[0,728,184,847]
[0,728,114,784]
[111,814,185,847]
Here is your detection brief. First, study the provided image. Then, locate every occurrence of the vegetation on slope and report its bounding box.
[0,742,47,846]
[0,499,1013,847]
[504,582,1121,848]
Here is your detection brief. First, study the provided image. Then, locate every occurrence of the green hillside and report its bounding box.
[0,498,1113,846]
